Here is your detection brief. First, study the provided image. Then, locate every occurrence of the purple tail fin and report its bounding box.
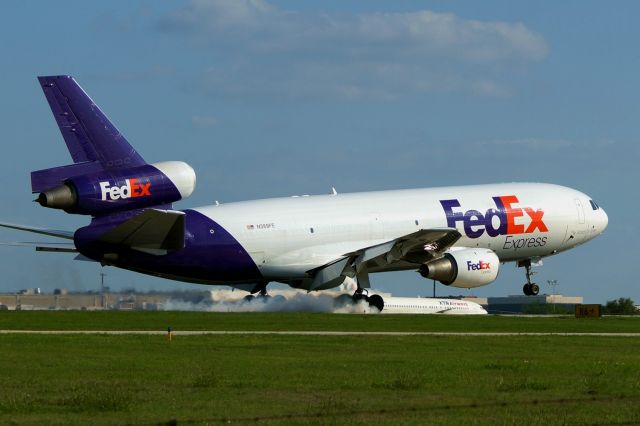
[32,76,146,192]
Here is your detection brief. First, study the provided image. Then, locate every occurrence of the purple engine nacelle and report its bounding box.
[37,161,196,216]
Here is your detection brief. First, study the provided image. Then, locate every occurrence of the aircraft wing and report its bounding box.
[309,228,461,290]
[0,222,74,240]
[97,209,185,254]
[344,228,462,267]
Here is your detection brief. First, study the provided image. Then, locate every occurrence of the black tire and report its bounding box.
[523,284,531,296]
[368,294,385,311]
[352,293,367,303]
[271,295,287,303]
[530,283,540,296]
[242,295,255,303]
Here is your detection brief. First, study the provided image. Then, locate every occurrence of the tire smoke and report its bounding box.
[163,289,379,313]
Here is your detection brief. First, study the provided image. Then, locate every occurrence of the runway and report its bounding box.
[1,330,640,337]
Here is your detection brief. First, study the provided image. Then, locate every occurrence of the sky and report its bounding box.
[0,1,637,303]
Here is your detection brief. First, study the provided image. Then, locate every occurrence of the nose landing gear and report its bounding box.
[520,260,539,296]
[523,283,539,296]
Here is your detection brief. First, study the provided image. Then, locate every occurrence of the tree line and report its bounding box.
[603,298,639,315]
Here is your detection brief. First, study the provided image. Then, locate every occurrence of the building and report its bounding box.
[487,294,583,314]
[0,292,174,311]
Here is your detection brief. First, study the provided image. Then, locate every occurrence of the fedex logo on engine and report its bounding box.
[467,260,491,271]
[99,178,151,201]
[440,195,548,239]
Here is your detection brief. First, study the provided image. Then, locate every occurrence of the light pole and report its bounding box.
[100,271,107,309]
[547,279,558,313]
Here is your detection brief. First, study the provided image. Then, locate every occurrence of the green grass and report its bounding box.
[1,312,640,425]
[1,310,640,333]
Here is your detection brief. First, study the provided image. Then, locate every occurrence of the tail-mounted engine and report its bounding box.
[36,161,196,216]
[419,248,499,289]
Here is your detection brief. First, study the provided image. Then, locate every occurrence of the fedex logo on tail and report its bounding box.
[100,178,151,201]
[440,195,548,239]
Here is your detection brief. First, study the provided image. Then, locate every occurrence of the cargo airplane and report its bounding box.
[0,76,608,311]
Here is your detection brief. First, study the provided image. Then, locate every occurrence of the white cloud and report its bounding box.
[157,0,276,35]
[158,1,547,61]
[350,11,547,62]
[156,0,548,100]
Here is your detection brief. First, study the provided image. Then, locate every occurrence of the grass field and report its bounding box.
[2,310,640,333]
[1,312,640,425]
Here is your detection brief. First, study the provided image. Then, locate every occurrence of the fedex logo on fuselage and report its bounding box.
[440,195,548,239]
[99,178,151,201]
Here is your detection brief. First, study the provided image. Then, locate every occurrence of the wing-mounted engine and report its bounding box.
[36,161,196,216]
[419,248,499,288]
[305,228,462,291]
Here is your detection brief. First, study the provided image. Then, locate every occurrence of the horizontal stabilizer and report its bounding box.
[98,209,185,254]
[0,222,74,240]
[0,241,77,252]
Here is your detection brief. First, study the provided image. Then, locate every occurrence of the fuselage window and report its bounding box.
[589,200,599,210]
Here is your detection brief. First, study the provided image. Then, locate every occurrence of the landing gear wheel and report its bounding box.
[520,260,539,296]
[258,284,269,298]
[243,295,255,303]
[368,294,384,311]
[271,295,286,303]
[523,283,540,296]
[352,288,369,302]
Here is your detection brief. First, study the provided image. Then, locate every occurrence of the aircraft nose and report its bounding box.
[597,207,608,233]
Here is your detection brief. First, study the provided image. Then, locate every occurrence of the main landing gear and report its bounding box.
[520,260,539,296]
[352,281,385,311]
[243,283,270,302]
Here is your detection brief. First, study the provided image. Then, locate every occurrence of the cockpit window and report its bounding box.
[589,200,599,210]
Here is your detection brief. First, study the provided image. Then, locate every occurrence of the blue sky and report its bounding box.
[0,1,637,303]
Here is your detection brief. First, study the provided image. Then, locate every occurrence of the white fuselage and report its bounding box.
[380,297,488,315]
[194,182,607,285]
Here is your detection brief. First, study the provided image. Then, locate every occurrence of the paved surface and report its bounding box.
[1,330,640,337]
